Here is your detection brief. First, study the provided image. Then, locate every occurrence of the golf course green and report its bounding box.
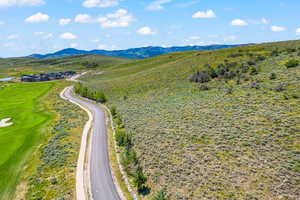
[0,82,54,199]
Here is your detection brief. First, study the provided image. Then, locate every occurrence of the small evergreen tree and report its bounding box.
[133,165,147,192]
[111,106,117,117]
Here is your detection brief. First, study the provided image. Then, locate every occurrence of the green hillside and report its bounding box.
[81,40,300,199]
[0,54,129,77]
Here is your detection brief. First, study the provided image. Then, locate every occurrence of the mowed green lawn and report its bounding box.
[0,82,54,199]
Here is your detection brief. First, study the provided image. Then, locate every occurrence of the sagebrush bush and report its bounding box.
[285,59,299,68]
[189,70,211,83]
[269,73,277,80]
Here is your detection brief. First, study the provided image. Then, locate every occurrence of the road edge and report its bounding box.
[101,105,138,200]
[60,87,93,200]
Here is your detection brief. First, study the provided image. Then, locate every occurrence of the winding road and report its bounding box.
[61,87,121,200]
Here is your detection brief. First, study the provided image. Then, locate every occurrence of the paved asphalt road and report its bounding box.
[63,87,121,200]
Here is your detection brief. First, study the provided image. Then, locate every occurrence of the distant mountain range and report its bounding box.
[28,44,245,59]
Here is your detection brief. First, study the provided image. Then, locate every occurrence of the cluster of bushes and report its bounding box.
[111,107,149,194]
[82,61,99,68]
[74,83,107,103]
[228,53,243,58]
[285,59,299,68]
[41,132,69,167]
[189,54,267,84]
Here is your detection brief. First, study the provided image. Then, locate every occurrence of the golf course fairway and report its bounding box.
[0,82,54,199]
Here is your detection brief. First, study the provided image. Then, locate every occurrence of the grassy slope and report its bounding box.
[82,40,300,199]
[0,54,129,77]
[0,82,54,199]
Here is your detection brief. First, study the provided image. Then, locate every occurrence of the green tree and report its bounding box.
[285,59,299,68]
[133,165,147,192]
[111,106,117,117]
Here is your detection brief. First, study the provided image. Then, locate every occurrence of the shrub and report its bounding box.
[256,56,266,62]
[115,129,133,147]
[250,67,258,75]
[216,64,228,76]
[228,53,243,58]
[286,48,296,53]
[226,62,238,68]
[285,59,299,68]
[269,73,277,80]
[223,70,237,79]
[275,83,285,92]
[152,189,168,200]
[189,70,211,83]
[207,67,218,78]
[133,165,148,193]
[271,49,280,57]
[225,86,233,95]
[199,84,209,91]
[121,146,138,171]
[247,61,256,66]
[240,64,249,73]
[250,81,260,90]
[111,106,117,117]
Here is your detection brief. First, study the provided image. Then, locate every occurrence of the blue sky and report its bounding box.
[0,0,300,57]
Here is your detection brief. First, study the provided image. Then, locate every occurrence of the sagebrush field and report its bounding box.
[82,40,300,199]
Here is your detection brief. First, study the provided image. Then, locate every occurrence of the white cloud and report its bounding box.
[25,12,49,23]
[18,0,44,6]
[224,35,237,42]
[91,39,100,43]
[97,9,134,28]
[189,36,200,40]
[75,14,92,23]
[7,34,19,40]
[261,18,270,24]
[231,19,248,26]
[60,32,77,40]
[59,18,71,26]
[83,0,118,8]
[137,27,155,35]
[0,20,5,25]
[296,28,300,35]
[97,44,119,50]
[70,43,78,48]
[271,25,286,32]
[34,32,53,39]
[44,33,53,39]
[192,9,216,19]
[0,0,44,7]
[146,0,172,11]
[183,36,201,42]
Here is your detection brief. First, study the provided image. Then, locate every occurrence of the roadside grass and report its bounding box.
[81,40,300,199]
[104,106,134,200]
[0,82,54,200]
[24,81,87,200]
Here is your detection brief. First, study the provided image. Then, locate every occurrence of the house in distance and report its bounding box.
[21,71,76,82]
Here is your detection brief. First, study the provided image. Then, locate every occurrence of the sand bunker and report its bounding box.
[0,118,13,128]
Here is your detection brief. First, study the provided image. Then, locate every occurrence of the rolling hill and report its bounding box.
[28,44,244,60]
[80,40,300,199]
[0,54,129,77]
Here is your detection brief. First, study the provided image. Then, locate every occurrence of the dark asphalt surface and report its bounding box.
[64,87,121,200]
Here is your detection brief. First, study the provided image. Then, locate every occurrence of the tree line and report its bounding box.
[74,83,107,103]
[111,107,168,199]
